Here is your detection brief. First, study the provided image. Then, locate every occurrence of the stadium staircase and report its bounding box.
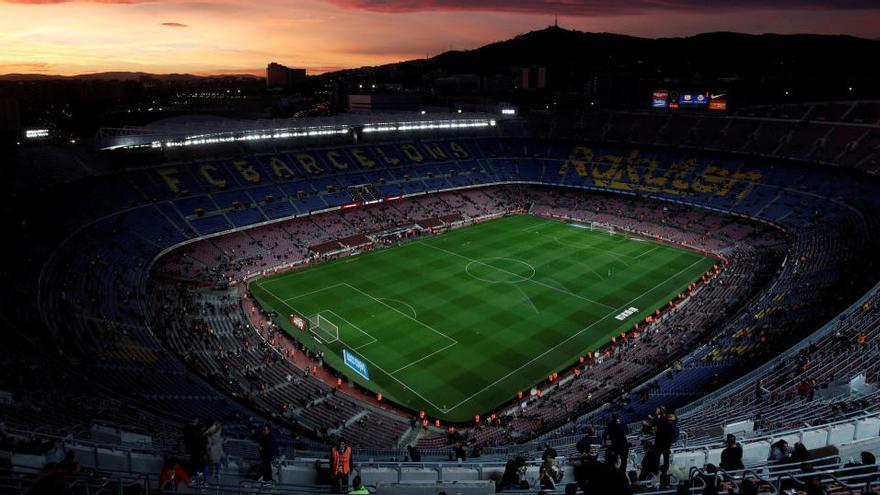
[395,427,420,449]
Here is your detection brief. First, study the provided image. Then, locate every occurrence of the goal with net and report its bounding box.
[309,314,339,344]
[590,222,615,235]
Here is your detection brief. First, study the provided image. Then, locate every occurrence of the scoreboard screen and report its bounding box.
[709,92,728,110]
[650,89,728,110]
[678,92,709,106]
[652,89,669,108]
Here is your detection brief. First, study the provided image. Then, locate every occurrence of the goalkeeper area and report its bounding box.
[249,215,716,422]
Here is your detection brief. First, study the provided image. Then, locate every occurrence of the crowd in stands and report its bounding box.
[146,185,801,455]
[20,173,877,460]
[528,100,880,173]
[156,188,516,284]
[484,407,878,494]
[675,283,880,440]
[411,188,788,448]
[3,114,880,495]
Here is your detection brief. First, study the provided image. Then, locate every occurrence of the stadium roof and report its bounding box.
[96,111,512,151]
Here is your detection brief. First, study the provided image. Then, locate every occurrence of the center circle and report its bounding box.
[465,257,536,284]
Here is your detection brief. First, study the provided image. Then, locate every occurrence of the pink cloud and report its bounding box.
[1,0,151,3]
[325,0,880,16]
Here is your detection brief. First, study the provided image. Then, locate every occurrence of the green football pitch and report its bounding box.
[249,214,716,423]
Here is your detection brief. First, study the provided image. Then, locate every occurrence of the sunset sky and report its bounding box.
[1,0,879,76]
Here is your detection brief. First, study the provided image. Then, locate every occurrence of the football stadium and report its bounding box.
[4,14,880,495]
[250,214,717,422]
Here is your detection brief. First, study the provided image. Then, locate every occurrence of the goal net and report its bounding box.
[310,314,339,344]
[590,222,615,235]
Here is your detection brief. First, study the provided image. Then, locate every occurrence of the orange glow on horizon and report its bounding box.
[1,0,878,77]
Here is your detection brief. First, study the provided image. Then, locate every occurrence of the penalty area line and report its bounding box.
[441,257,708,413]
[389,340,458,375]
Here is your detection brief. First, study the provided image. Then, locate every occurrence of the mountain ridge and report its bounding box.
[0,71,262,82]
[4,28,878,81]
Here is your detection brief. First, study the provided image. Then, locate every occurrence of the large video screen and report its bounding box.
[709,92,728,110]
[652,89,669,108]
[678,92,709,106]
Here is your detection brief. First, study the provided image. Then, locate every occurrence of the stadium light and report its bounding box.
[25,129,49,139]
[361,119,496,133]
[149,127,350,149]
[101,112,506,150]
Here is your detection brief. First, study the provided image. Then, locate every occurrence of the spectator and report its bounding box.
[573,446,632,494]
[203,420,224,481]
[768,439,791,464]
[858,451,877,466]
[741,479,761,495]
[790,442,811,464]
[576,426,602,462]
[719,434,744,472]
[654,408,678,473]
[797,379,816,402]
[348,475,369,495]
[452,441,466,462]
[159,459,191,493]
[256,424,279,483]
[638,440,660,481]
[843,451,878,485]
[331,438,352,493]
[657,473,673,492]
[183,416,205,477]
[779,462,816,493]
[803,474,828,495]
[603,413,630,472]
[697,464,720,495]
[538,455,561,490]
[406,444,421,463]
[470,443,482,458]
[497,456,526,492]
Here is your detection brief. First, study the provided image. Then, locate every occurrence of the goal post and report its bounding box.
[590,222,615,235]
[310,313,339,344]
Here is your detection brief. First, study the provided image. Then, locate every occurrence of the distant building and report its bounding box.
[348,93,422,113]
[435,74,481,95]
[520,66,547,90]
[266,62,307,90]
